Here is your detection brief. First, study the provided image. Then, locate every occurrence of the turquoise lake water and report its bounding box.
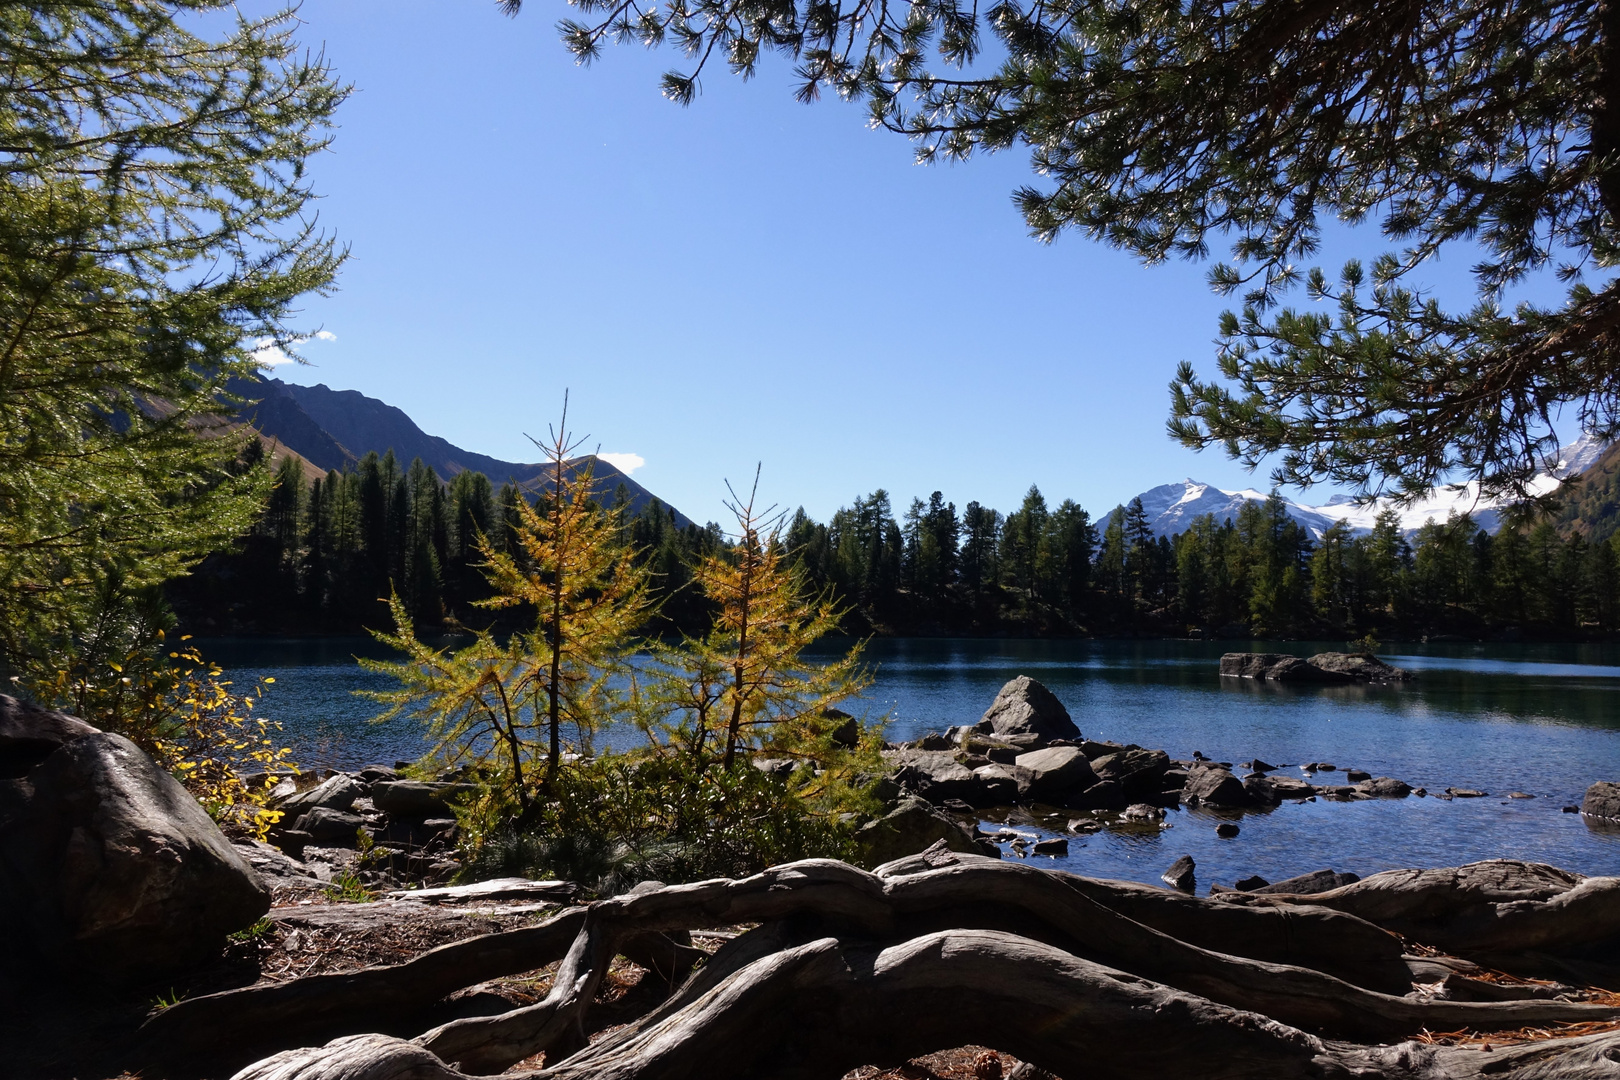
[196,636,1620,894]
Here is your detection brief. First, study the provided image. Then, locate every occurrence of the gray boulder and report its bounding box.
[1241,773,1280,806]
[972,676,1081,748]
[971,763,1030,807]
[856,796,985,866]
[1219,652,1295,678]
[1356,776,1412,799]
[1306,652,1414,682]
[370,780,479,819]
[1583,781,1620,820]
[0,696,98,779]
[0,725,269,981]
[1184,764,1250,808]
[1265,656,1356,684]
[294,806,366,843]
[1091,747,1170,801]
[277,772,364,816]
[1014,746,1099,803]
[882,749,982,804]
[1162,854,1196,892]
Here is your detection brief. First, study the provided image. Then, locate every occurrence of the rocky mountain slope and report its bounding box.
[231,377,691,526]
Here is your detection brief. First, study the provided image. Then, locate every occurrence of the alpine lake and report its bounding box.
[196,635,1620,894]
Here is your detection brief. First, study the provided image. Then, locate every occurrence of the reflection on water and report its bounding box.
[195,635,1620,892]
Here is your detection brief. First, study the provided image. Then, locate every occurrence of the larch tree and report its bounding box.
[364,400,654,808]
[684,471,869,772]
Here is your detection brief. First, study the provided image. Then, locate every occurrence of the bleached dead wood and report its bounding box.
[200,855,1620,1080]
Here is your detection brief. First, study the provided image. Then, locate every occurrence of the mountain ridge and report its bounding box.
[231,376,692,528]
[1128,432,1611,541]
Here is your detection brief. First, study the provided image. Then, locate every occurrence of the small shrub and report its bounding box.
[326,870,375,903]
[228,917,274,943]
[460,752,856,896]
[25,629,295,841]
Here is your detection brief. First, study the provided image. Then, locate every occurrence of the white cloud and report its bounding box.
[598,452,645,476]
[250,338,296,367]
[249,331,335,368]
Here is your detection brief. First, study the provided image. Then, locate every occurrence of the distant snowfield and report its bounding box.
[1135,433,1609,540]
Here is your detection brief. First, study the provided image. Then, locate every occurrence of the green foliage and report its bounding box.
[505,0,1619,505]
[326,869,375,904]
[463,754,855,897]
[364,404,655,810]
[27,629,293,839]
[0,2,345,690]
[228,917,274,943]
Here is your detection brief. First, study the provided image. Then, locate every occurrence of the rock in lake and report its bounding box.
[1250,869,1361,895]
[1305,651,1414,682]
[971,676,1081,749]
[1184,764,1249,808]
[1216,822,1241,838]
[1356,777,1412,798]
[0,701,269,982]
[1584,781,1620,820]
[1031,837,1068,856]
[1014,746,1098,803]
[1234,874,1270,891]
[1219,652,1294,678]
[1218,652,1355,683]
[1090,747,1170,801]
[856,796,988,865]
[1161,854,1196,892]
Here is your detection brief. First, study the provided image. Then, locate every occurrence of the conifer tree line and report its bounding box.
[169,448,723,635]
[179,448,1620,643]
[783,489,1620,642]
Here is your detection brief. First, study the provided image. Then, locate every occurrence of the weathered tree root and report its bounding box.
[211,855,1620,1080]
[140,907,588,1066]
[234,931,1620,1080]
[413,855,1620,1073]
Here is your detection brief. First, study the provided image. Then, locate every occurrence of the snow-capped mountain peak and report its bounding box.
[1130,431,1611,540]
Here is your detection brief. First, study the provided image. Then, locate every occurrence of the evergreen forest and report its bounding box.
[173,445,1620,643]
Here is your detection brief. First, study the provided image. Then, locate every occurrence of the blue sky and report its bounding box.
[261,1,1573,527]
